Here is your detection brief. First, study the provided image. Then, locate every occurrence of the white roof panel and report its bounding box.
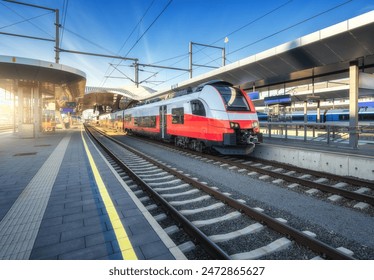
[142,10,374,100]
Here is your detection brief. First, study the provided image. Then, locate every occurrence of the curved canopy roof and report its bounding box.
[0,55,86,107]
[145,10,374,101]
[80,85,155,112]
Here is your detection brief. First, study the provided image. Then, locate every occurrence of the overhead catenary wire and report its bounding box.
[145,0,292,89]
[210,0,293,48]
[100,0,156,87]
[0,10,53,30]
[137,52,190,86]
[188,0,293,73]
[140,0,292,87]
[59,0,69,48]
[123,0,173,58]
[62,26,119,56]
[176,0,354,81]
[151,53,190,65]
[109,63,135,83]
[4,0,353,95]
[102,0,174,87]
[0,1,55,38]
[118,0,156,56]
[228,0,353,56]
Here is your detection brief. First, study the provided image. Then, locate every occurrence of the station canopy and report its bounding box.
[80,85,155,113]
[0,55,86,108]
[144,10,374,103]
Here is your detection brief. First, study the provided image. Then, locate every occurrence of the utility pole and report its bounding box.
[189,41,226,78]
[189,42,193,79]
[134,62,139,88]
[134,62,190,87]
[3,0,60,63]
[55,9,60,63]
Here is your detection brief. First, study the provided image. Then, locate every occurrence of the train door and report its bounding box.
[159,105,167,139]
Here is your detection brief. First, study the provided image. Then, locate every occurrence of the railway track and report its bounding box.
[191,154,373,208]
[85,125,357,260]
[238,157,374,208]
[115,130,374,211]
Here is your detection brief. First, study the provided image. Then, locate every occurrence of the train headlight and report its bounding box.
[252,121,259,128]
[230,122,240,129]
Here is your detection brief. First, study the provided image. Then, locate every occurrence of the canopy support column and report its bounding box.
[349,61,359,149]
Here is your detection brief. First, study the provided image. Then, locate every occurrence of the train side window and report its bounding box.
[292,115,304,121]
[191,100,206,116]
[339,114,349,121]
[124,114,132,122]
[134,116,156,127]
[172,107,184,124]
[149,116,156,127]
[359,113,374,121]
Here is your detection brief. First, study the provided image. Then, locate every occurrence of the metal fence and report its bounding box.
[259,122,374,149]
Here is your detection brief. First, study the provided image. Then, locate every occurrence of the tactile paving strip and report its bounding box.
[0,135,71,259]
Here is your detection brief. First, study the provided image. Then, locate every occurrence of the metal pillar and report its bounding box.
[316,100,320,123]
[17,85,36,138]
[33,83,42,138]
[55,9,60,64]
[134,62,139,88]
[189,41,225,79]
[24,86,35,138]
[303,101,307,141]
[189,42,193,79]
[12,80,18,134]
[349,61,359,149]
[3,1,60,63]
[222,47,226,66]
[56,110,64,130]
[17,86,23,136]
[303,101,307,123]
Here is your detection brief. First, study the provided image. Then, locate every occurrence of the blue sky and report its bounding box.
[1,0,374,91]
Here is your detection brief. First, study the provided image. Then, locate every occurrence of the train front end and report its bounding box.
[205,82,262,155]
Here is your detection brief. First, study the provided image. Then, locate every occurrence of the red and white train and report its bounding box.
[99,80,262,155]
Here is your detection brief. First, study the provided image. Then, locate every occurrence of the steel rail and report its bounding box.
[249,157,374,190]
[122,135,374,205]
[218,157,374,205]
[84,125,231,260]
[92,126,355,260]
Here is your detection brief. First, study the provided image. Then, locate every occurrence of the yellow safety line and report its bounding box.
[81,128,138,260]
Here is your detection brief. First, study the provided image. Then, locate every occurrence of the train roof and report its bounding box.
[131,80,234,109]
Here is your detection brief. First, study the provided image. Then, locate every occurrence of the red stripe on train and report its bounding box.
[122,114,258,141]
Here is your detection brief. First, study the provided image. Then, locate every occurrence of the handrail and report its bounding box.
[259,122,374,148]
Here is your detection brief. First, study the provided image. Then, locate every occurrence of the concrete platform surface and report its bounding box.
[0,128,183,260]
[253,138,374,181]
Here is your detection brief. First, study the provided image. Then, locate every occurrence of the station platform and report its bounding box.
[252,137,374,181]
[98,125,374,181]
[0,127,184,260]
[90,125,374,182]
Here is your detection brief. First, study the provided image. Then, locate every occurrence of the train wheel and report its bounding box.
[189,139,203,152]
[195,141,204,152]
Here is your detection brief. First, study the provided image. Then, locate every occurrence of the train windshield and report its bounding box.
[214,85,250,111]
